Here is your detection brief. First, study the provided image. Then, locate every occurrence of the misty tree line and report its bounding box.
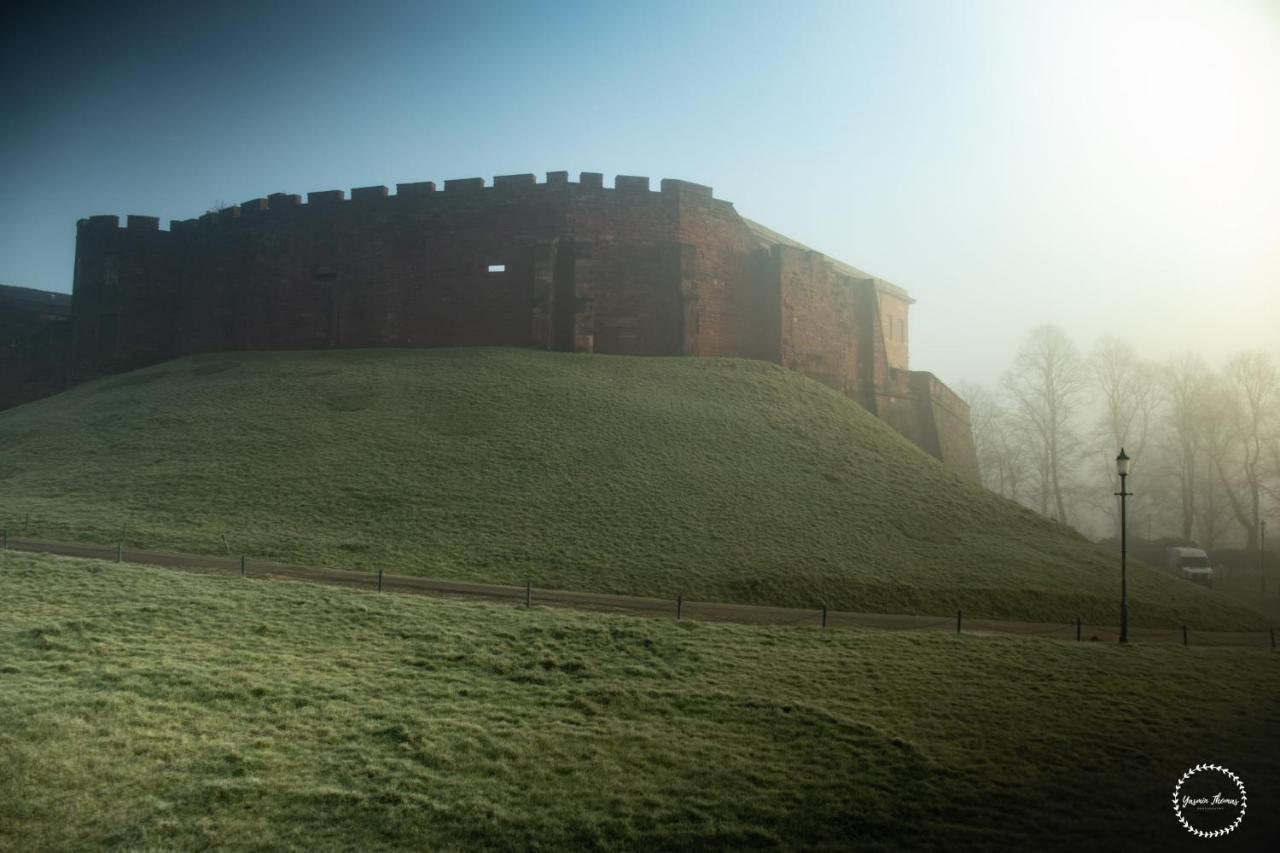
[958,326,1279,549]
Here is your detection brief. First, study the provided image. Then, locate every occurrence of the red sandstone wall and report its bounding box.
[70,175,711,369]
[874,369,979,480]
[776,247,874,399]
[915,372,979,481]
[73,174,788,369]
[0,285,70,411]
[564,176,683,356]
[63,172,978,478]
[661,180,777,361]
[767,249,977,479]
[170,183,567,356]
[71,215,178,378]
[878,290,910,371]
[875,370,937,457]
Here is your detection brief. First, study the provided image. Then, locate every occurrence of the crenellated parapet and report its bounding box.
[80,173,725,237]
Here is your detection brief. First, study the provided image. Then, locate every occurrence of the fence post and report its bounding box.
[1271,628,1276,650]
[240,555,246,578]
[116,543,122,563]
[821,605,827,629]
[1182,625,1188,647]
[525,579,531,608]
[1,528,6,550]
[677,593,683,621]
[378,569,384,592]
[956,609,962,634]
[1076,616,1082,641]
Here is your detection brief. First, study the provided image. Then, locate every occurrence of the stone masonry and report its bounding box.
[4,172,977,477]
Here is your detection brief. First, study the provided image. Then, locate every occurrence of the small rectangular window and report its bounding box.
[488,264,506,273]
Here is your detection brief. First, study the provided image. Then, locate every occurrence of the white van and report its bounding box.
[1165,547,1214,587]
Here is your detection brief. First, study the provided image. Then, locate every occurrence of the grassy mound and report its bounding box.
[0,347,1266,628]
[1,552,1277,850]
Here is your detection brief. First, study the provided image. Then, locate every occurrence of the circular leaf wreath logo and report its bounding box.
[1172,764,1247,838]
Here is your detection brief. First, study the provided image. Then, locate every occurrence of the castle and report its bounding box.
[1,172,976,476]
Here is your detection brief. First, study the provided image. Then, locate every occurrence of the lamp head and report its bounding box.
[1116,448,1130,477]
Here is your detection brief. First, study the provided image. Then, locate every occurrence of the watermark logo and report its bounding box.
[1173,764,1247,838]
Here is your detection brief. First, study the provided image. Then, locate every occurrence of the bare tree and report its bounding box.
[1002,325,1087,524]
[1162,353,1211,540]
[1195,454,1236,552]
[1089,336,1161,535]
[1262,361,1280,509]
[956,381,1031,501]
[1267,429,1280,505]
[956,382,998,491]
[1091,336,1159,467]
[1207,351,1278,550]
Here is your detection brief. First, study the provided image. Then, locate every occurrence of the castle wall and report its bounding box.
[84,174,709,364]
[875,371,937,457]
[916,372,980,482]
[167,183,568,356]
[878,289,911,371]
[874,369,980,481]
[662,180,778,361]
[773,246,894,411]
[776,247,857,395]
[0,285,70,344]
[58,172,979,477]
[0,285,71,411]
[70,215,179,379]
[562,175,683,355]
[72,174,780,368]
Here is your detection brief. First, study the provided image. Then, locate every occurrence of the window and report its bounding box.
[487,264,506,273]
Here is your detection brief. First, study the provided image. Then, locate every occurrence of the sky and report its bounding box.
[2,0,1277,388]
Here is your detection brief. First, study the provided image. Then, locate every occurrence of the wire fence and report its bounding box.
[1,532,1277,649]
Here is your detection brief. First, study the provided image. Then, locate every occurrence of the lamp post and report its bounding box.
[1115,449,1131,644]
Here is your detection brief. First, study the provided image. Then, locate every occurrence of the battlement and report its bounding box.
[493,173,535,190]
[126,215,160,231]
[79,172,728,238]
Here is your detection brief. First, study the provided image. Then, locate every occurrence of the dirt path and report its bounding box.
[3,536,1273,648]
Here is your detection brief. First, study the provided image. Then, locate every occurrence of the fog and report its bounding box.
[959,326,1278,550]
[905,0,1280,390]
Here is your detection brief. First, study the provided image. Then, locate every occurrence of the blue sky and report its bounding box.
[3,0,1276,386]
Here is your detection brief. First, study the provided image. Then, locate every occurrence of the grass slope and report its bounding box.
[0,347,1266,628]
[2,552,1277,851]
